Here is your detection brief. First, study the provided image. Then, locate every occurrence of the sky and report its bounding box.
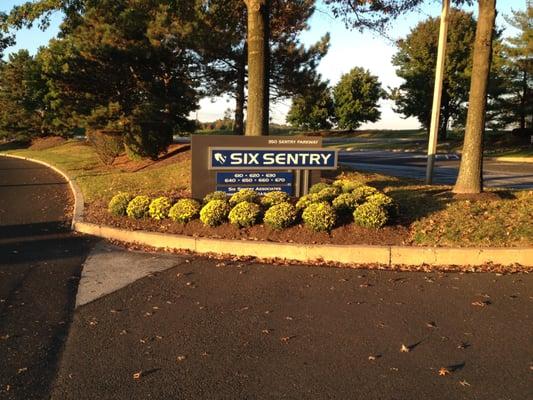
[1,0,526,129]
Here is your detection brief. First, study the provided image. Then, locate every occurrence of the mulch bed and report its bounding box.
[110,144,190,172]
[29,136,66,150]
[83,200,410,246]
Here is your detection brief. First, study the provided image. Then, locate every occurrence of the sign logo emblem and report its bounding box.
[214,153,227,164]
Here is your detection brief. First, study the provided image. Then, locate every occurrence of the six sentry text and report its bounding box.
[210,149,337,170]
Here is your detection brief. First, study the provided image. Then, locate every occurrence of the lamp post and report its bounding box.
[425,0,450,184]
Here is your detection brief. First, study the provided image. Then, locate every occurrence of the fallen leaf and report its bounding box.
[400,344,410,353]
[176,355,187,362]
[426,321,437,328]
[459,380,471,387]
[261,329,271,335]
[471,300,491,307]
[438,367,450,376]
[280,336,296,343]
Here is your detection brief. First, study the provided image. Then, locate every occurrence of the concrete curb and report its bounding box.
[3,153,532,268]
[486,156,533,164]
[0,153,84,229]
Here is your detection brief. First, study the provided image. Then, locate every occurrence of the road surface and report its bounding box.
[0,156,95,399]
[339,150,533,189]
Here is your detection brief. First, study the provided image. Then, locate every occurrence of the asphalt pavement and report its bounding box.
[52,252,532,400]
[339,150,533,189]
[0,157,95,400]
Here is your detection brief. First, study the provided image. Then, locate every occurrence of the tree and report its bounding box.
[333,67,385,130]
[199,0,328,134]
[0,12,15,59]
[0,50,48,139]
[453,0,496,194]
[286,77,335,130]
[327,0,497,194]
[244,0,270,135]
[493,4,532,132]
[390,9,477,140]
[22,0,201,158]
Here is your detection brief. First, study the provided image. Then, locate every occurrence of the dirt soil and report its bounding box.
[84,200,410,246]
[29,136,66,150]
[111,144,190,172]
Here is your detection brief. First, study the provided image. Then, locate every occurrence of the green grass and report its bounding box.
[4,141,190,203]
[3,140,531,247]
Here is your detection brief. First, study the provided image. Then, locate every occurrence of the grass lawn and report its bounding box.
[2,140,531,248]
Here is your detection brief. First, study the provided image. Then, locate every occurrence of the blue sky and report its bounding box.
[1,0,525,129]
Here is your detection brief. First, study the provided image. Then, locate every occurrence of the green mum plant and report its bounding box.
[149,197,172,220]
[228,201,261,228]
[203,191,227,204]
[260,191,290,208]
[263,202,297,230]
[126,195,151,219]
[314,186,341,202]
[353,202,388,228]
[108,192,133,216]
[332,192,360,214]
[295,193,319,210]
[169,198,201,223]
[351,185,379,203]
[200,199,231,226]
[309,182,331,194]
[332,178,364,193]
[229,189,259,206]
[366,193,399,219]
[302,202,337,232]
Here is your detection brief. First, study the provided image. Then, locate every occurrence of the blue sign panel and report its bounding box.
[209,148,337,170]
[216,172,293,185]
[216,185,293,195]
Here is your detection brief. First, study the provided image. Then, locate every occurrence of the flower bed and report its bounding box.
[109,179,398,231]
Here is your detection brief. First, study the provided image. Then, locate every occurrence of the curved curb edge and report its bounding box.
[0,153,84,229]
[2,153,531,268]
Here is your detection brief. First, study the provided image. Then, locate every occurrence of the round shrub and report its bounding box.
[302,202,337,232]
[229,189,259,206]
[314,186,341,202]
[169,198,201,223]
[353,202,388,228]
[263,202,297,230]
[228,201,261,228]
[366,193,399,218]
[333,179,363,193]
[351,185,379,202]
[261,191,290,208]
[148,197,172,220]
[203,191,227,204]
[295,193,319,210]
[126,195,151,219]
[332,193,360,214]
[309,182,331,194]
[200,199,231,226]
[108,192,133,216]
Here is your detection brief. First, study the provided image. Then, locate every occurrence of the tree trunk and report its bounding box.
[244,0,269,136]
[234,47,246,135]
[453,0,496,194]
